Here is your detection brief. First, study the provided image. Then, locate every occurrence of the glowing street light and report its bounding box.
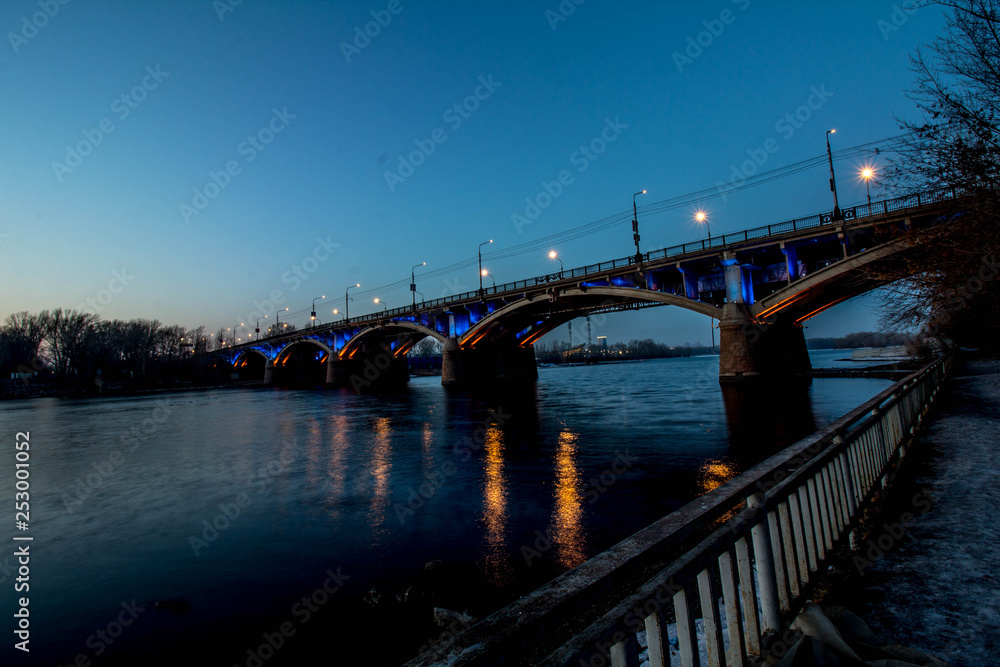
[374,297,388,314]
[345,283,360,322]
[481,270,495,289]
[861,166,875,207]
[478,240,493,296]
[695,210,711,244]
[311,295,326,325]
[826,129,841,220]
[411,262,426,309]
[274,308,288,334]
[255,315,267,340]
[548,250,564,277]
[632,189,646,263]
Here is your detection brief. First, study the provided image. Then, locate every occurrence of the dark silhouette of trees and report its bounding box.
[0,312,46,375]
[878,0,1000,352]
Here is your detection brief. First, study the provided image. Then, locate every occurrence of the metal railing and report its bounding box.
[407,353,954,667]
[245,187,957,347]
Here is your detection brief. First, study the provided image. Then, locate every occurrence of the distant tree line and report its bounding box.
[534,338,716,363]
[0,309,219,389]
[806,331,912,350]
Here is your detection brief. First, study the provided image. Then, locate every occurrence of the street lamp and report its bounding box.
[233,323,244,346]
[826,129,841,220]
[311,295,326,326]
[632,190,646,263]
[274,308,288,335]
[374,297,388,314]
[695,210,711,244]
[861,166,875,207]
[481,270,495,289]
[478,240,493,296]
[255,315,267,340]
[345,283,360,322]
[331,308,341,322]
[411,262,426,309]
[548,250,564,277]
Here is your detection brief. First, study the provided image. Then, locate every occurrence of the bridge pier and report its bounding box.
[263,360,275,385]
[718,250,810,383]
[441,337,538,386]
[325,346,409,392]
[719,304,811,383]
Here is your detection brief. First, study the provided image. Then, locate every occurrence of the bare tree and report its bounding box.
[41,309,99,379]
[876,0,1000,351]
[1,311,46,375]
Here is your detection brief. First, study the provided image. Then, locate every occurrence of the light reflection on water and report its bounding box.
[552,429,587,569]
[0,351,894,665]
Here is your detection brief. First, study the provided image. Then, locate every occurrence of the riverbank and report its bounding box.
[800,354,999,664]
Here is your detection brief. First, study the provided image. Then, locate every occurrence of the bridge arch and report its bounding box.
[460,286,722,348]
[340,321,448,359]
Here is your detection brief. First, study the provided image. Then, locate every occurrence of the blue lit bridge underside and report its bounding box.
[214,189,958,388]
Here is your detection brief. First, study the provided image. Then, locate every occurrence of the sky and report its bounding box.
[0,0,946,346]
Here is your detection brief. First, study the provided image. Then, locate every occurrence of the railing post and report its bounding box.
[747,493,782,633]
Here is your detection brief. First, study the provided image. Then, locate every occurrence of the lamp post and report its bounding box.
[233,323,244,346]
[411,262,426,309]
[274,308,288,335]
[548,250,564,277]
[632,190,646,263]
[345,283,360,322]
[481,270,495,289]
[826,129,841,220]
[861,167,875,207]
[478,240,493,296]
[255,315,267,340]
[374,297,388,314]
[695,210,711,244]
[311,295,326,326]
[331,308,341,323]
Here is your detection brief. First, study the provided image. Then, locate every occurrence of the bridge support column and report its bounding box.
[263,360,275,385]
[719,305,811,383]
[441,337,537,386]
[325,347,409,392]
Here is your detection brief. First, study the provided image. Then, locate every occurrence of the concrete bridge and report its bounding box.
[216,188,959,388]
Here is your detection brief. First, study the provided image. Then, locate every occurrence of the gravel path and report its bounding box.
[864,359,1000,665]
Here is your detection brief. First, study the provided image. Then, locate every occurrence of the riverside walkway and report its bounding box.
[860,358,1000,664]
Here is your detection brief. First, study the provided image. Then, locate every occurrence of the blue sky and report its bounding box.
[0,1,945,345]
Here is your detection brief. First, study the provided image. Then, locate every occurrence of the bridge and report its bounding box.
[216,188,959,388]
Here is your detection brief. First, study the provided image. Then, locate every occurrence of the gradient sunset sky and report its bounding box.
[0,1,944,345]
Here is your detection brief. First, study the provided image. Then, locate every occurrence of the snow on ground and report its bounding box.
[863,359,1000,665]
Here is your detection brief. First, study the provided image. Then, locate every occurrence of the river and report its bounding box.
[0,350,892,665]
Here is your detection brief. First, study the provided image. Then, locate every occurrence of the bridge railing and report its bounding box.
[405,353,954,667]
[251,187,957,343]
